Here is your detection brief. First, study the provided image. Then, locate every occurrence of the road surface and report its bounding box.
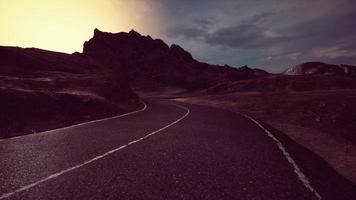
[0,99,355,199]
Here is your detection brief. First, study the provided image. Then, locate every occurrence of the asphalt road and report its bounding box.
[0,99,355,200]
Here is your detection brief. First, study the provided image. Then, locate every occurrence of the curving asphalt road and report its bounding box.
[0,99,355,200]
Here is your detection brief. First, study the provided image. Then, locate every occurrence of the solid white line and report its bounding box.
[242,114,322,200]
[0,103,190,200]
[0,101,148,142]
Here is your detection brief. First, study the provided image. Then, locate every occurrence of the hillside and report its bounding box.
[283,62,356,76]
[0,46,139,139]
[204,74,356,94]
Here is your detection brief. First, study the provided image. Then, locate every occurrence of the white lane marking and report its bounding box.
[0,103,190,199]
[0,101,147,142]
[242,114,322,200]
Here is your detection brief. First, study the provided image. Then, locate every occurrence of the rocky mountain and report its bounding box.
[283,62,356,76]
[82,29,270,90]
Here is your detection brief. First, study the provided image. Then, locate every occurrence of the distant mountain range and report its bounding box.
[284,62,356,76]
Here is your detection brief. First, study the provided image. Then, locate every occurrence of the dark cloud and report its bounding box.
[208,10,356,49]
[239,12,275,26]
[194,17,218,29]
[205,22,294,49]
[282,11,356,48]
[165,27,206,40]
[158,0,356,72]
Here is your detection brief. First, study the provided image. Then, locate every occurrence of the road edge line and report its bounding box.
[242,114,322,200]
[0,100,148,142]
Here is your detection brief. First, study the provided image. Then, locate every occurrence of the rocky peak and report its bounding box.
[236,65,269,76]
[93,28,104,37]
[238,65,249,70]
[128,29,141,37]
[170,44,194,63]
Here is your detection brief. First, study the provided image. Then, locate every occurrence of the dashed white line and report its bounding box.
[0,102,190,200]
[242,114,322,200]
[0,101,147,142]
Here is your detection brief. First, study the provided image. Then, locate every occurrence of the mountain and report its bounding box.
[283,62,356,76]
[82,29,270,90]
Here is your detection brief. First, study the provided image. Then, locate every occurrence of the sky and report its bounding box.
[1,0,356,72]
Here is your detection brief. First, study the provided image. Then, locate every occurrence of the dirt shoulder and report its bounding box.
[174,91,356,184]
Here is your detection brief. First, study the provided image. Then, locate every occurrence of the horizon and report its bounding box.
[1,0,356,73]
[4,28,356,74]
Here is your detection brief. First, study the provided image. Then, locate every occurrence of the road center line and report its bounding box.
[0,102,190,199]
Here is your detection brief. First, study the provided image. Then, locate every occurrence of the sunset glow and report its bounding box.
[0,0,158,53]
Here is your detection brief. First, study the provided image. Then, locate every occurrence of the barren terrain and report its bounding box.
[175,89,356,184]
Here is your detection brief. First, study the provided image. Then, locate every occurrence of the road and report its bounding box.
[0,99,355,199]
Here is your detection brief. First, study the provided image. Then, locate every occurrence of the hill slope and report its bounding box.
[283,62,356,76]
[0,46,139,138]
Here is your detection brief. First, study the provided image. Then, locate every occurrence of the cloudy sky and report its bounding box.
[1,0,356,72]
[152,0,356,72]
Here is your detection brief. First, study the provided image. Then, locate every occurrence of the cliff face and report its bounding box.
[83,29,269,90]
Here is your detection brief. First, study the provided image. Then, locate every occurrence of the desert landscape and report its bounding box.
[1,1,356,199]
[1,29,356,186]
